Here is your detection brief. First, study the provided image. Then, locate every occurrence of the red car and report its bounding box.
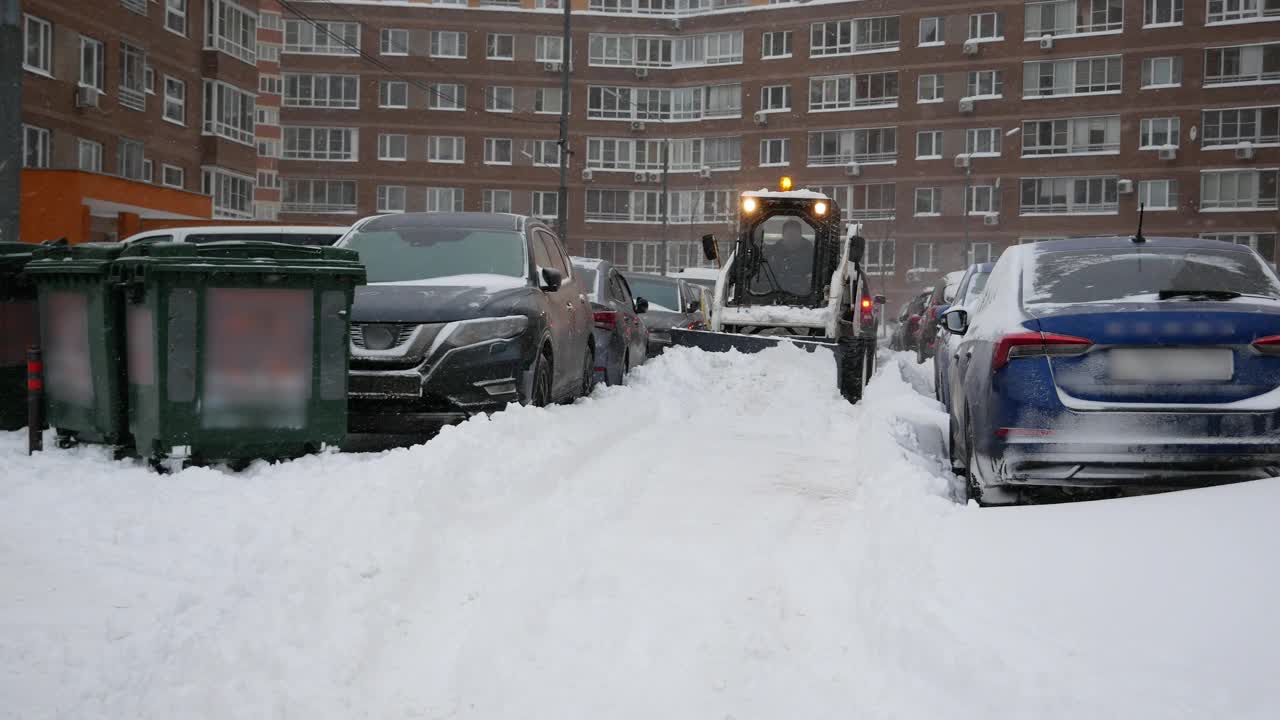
[889,290,932,352]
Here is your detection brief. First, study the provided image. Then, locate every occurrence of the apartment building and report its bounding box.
[17,0,1280,302]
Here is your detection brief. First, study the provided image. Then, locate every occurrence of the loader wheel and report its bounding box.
[837,336,872,404]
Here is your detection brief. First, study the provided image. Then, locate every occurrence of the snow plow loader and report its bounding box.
[669,179,886,403]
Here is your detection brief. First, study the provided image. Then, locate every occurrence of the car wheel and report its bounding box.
[531,349,553,407]
[963,417,983,505]
[619,351,630,386]
[580,343,596,398]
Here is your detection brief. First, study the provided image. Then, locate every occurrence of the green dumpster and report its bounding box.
[25,243,130,447]
[0,243,40,431]
[113,241,365,467]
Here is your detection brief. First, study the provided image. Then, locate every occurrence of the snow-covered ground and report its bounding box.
[2,346,1278,719]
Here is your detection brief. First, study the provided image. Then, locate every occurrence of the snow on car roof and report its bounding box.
[570,256,603,269]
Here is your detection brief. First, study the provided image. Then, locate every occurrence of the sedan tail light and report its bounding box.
[992,332,1092,371]
[1253,335,1280,356]
[593,311,618,331]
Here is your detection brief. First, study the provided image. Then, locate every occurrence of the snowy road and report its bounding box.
[2,346,1278,719]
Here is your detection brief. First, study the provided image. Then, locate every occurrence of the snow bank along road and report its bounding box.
[2,346,1278,719]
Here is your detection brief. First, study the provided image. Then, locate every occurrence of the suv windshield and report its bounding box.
[1026,247,1280,305]
[342,228,527,283]
[626,277,681,311]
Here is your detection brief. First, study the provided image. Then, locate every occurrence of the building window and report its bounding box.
[256,170,279,190]
[165,0,187,36]
[118,138,145,180]
[762,30,792,59]
[759,85,791,112]
[377,186,407,213]
[1144,0,1183,25]
[1141,56,1183,87]
[484,137,514,165]
[968,12,1004,40]
[119,43,147,111]
[1202,233,1278,266]
[532,191,558,218]
[918,74,944,102]
[809,16,900,58]
[865,239,895,274]
[202,167,255,219]
[204,0,257,64]
[536,36,564,63]
[378,133,407,161]
[912,242,937,270]
[487,33,514,60]
[379,80,408,108]
[427,187,465,213]
[79,36,105,91]
[919,16,944,45]
[1138,179,1179,210]
[914,187,942,216]
[22,125,50,169]
[282,178,356,214]
[282,127,358,161]
[966,69,1003,98]
[162,76,186,125]
[258,11,282,31]
[759,138,790,166]
[1023,56,1122,97]
[965,128,1002,156]
[916,130,943,159]
[706,32,744,64]
[257,139,280,158]
[428,136,466,163]
[284,73,359,108]
[255,106,279,126]
[1020,176,1120,214]
[1139,117,1180,148]
[162,164,185,189]
[1207,0,1280,24]
[809,72,899,111]
[1201,106,1280,147]
[806,127,897,166]
[1025,0,1124,37]
[381,28,408,55]
[76,138,102,173]
[969,243,994,265]
[257,43,281,63]
[486,86,515,113]
[259,74,282,95]
[431,31,467,59]
[535,87,563,114]
[1200,169,1279,211]
[284,19,360,55]
[23,15,52,75]
[483,189,512,213]
[428,83,466,111]
[849,183,896,220]
[966,185,1000,215]
[202,80,255,145]
[1204,43,1280,86]
[533,139,561,167]
[1021,115,1121,155]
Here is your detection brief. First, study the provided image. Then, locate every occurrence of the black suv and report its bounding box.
[338,213,595,434]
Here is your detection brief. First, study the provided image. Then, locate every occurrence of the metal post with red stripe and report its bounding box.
[27,345,42,454]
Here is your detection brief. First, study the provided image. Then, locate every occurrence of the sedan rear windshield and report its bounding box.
[342,228,527,283]
[626,277,681,312]
[1026,247,1280,305]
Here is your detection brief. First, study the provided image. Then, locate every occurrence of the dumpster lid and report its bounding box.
[25,243,129,275]
[0,243,38,268]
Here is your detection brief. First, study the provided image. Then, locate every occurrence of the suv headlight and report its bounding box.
[444,316,530,348]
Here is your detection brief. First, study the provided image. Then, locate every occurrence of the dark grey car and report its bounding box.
[571,257,650,385]
[622,273,710,358]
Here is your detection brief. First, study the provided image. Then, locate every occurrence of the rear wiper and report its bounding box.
[1157,289,1242,301]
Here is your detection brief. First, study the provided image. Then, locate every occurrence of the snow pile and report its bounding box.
[2,347,1279,719]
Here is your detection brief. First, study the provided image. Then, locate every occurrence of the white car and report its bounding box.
[121,225,349,246]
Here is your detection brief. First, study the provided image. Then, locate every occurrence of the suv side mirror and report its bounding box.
[634,297,649,314]
[942,308,969,335]
[873,294,887,305]
[540,267,563,292]
[701,234,719,263]
[849,235,866,263]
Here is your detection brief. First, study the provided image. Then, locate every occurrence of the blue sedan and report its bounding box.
[943,236,1280,506]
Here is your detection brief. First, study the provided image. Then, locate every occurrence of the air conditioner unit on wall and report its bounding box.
[1235,143,1256,160]
[543,62,562,73]
[1158,147,1177,160]
[954,154,971,169]
[983,213,999,226]
[962,40,979,56]
[582,168,594,181]
[959,98,974,113]
[633,171,647,183]
[754,111,769,126]
[75,85,100,109]
[1039,35,1054,51]
[630,120,646,132]
[635,67,649,79]
[845,162,861,177]
[699,166,712,179]
[648,171,662,183]
[1117,179,1134,194]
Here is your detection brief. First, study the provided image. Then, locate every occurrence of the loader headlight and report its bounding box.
[742,196,758,214]
[813,201,828,216]
[444,316,529,348]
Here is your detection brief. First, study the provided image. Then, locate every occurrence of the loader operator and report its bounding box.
[766,218,815,295]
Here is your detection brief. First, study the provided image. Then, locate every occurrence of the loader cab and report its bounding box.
[721,189,844,309]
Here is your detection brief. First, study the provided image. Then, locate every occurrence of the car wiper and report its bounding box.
[1157,289,1242,301]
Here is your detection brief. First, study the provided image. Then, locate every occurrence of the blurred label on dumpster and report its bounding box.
[43,291,94,407]
[202,288,313,430]
[126,304,155,387]
[0,301,38,368]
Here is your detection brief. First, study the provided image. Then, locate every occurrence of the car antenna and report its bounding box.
[1132,203,1146,244]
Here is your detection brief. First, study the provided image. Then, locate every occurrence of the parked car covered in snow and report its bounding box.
[622,272,710,357]
[571,257,650,385]
[943,236,1280,506]
[121,225,349,246]
[339,212,596,434]
[936,262,994,413]
[888,290,932,352]
[916,270,967,364]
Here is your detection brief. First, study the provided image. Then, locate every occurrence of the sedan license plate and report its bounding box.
[1108,348,1234,383]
